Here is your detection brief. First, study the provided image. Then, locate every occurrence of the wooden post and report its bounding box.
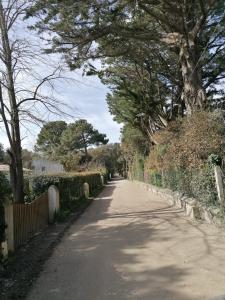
[214,165,224,210]
[48,185,60,223]
[83,183,89,199]
[4,203,14,252]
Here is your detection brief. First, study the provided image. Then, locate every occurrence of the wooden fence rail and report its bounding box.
[13,192,49,249]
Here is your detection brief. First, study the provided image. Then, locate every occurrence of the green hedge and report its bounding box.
[131,156,145,181]
[144,167,218,208]
[145,169,163,187]
[31,172,103,212]
[0,172,11,243]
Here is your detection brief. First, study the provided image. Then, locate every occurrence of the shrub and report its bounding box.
[144,166,218,208]
[145,169,163,187]
[189,166,217,207]
[0,172,11,243]
[147,111,225,170]
[31,172,103,212]
[141,111,225,209]
[130,155,145,181]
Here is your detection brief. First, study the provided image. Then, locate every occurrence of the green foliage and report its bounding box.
[189,167,218,207]
[28,1,225,114]
[25,2,225,215]
[105,56,176,140]
[121,125,149,157]
[36,119,109,171]
[144,167,218,208]
[31,172,103,212]
[36,121,67,158]
[0,143,5,163]
[59,153,82,172]
[88,143,121,175]
[119,124,149,177]
[138,112,225,210]
[208,154,222,167]
[0,172,11,243]
[131,155,145,182]
[60,119,108,157]
[146,169,163,188]
[0,172,11,202]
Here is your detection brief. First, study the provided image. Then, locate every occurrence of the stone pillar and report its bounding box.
[101,175,104,186]
[214,166,224,210]
[83,183,89,199]
[1,241,8,258]
[4,203,14,252]
[48,185,60,223]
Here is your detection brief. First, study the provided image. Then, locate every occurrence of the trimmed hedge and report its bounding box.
[31,172,104,212]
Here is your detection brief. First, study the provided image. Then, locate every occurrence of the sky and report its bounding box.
[0,5,122,151]
[0,71,122,151]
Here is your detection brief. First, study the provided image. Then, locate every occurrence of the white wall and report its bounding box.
[32,159,64,175]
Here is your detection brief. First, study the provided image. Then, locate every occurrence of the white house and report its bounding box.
[31,159,64,175]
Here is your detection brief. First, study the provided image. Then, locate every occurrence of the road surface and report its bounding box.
[27,178,225,300]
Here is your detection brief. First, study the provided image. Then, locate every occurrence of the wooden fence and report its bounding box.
[2,181,90,255]
[13,192,49,249]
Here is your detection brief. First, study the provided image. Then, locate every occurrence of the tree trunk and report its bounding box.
[13,145,24,203]
[84,144,88,165]
[0,1,24,203]
[179,37,207,115]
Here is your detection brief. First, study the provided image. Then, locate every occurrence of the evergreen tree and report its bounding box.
[60,119,108,162]
[36,121,67,158]
[28,0,225,114]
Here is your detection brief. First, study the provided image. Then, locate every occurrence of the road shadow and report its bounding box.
[50,180,195,300]
[27,178,225,300]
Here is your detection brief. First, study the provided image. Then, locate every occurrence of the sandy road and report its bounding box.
[26,178,225,300]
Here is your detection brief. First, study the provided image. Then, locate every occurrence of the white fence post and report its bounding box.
[48,185,60,223]
[101,175,104,186]
[4,203,14,252]
[83,183,89,199]
[1,241,8,258]
[214,165,224,210]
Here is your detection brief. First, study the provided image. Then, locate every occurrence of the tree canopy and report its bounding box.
[60,119,109,160]
[36,121,67,158]
[25,0,225,154]
[36,119,109,169]
[28,0,225,115]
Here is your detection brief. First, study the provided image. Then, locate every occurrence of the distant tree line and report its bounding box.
[35,119,123,174]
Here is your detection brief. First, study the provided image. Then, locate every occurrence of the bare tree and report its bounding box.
[0,0,68,202]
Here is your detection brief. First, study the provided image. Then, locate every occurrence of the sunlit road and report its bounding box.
[26,178,225,300]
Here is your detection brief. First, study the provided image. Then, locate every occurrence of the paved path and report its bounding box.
[27,178,225,300]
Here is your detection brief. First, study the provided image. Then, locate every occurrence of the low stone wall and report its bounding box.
[135,181,222,226]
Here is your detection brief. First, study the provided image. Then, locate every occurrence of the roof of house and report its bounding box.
[0,164,31,172]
